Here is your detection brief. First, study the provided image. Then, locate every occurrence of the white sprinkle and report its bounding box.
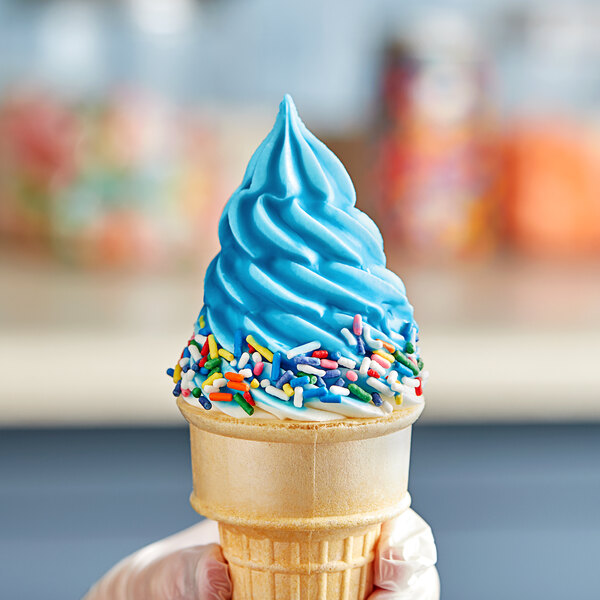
[340,327,357,345]
[387,370,399,385]
[293,386,304,408]
[369,361,386,377]
[212,378,227,389]
[189,344,201,362]
[287,341,321,359]
[179,358,189,368]
[260,378,270,388]
[366,377,394,397]
[391,381,405,393]
[238,368,253,379]
[329,385,350,396]
[237,352,250,369]
[194,334,207,345]
[203,385,217,395]
[338,356,356,369]
[359,357,371,376]
[266,385,289,401]
[382,400,394,414]
[229,359,237,368]
[296,364,326,376]
[363,324,383,350]
[420,370,430,382]
[402,377,419,388]
[252,352,263,364]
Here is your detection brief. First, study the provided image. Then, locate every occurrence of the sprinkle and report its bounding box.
[183,346,191,359]
[402,377,419,388]
[179,358,189,368]
[209,392,232,402]
[238,352,250,369]
[229,360,237,368]
[205,357,221,371]
[387,371,399,385]
[415,378,423,396]
[166,368,175,377]
[345,370,358,382]
[194,334,207,345]
[334,377,345,387]
[289,376,310,387]
[207,334,218,359]
[393,350,420,376]
[233,392,254,415]
[353,314,363,336]
[225,372,244,382]
[200,367,208,375]
[320,359,338,370]
[297,364,326,376]
[367,369,380,379]
[378,339,396,353]
[212,378,227,389]
[329,385,350,396]
[363,325,383,350]
[417,358,424,370]
[198,356,208,369]
[293,386,303,408]
[234,330,243,358]
[260,379,269,388]
[312,350,328,359]
[405,341,415,354]
[366,377,394,397]
[371,392,383,406]
[374,349,395,363]
[192,387,202,398]
[200,339,210,356]
[253,362,264,377]
[276,370,294,388]
[382,400,394,414]
[356,337,366,355]
[218,348,234,362]
[243,391,256,406]
[316,376,326,387]
[189,344,201,362]
[322,369,341,379]
[292,356,320,367]
[359,358,370,377]
[228,381,250,392]
[338,357,356,369]
[321,393,342,403]
[369,361,386,376]
[203,385,218,395]
[348,383,372,403]
[173,364,182,383]
[203,372,222,387]
[181,364,190,374]
[391,381,404,393]
[199,314,205,328]
[265,385,289,401]
[250,378,259,388]
[271,352,282,384]
[172,382,181,397]
[282,383,294,397]
[197,396,212,410]
[252,352,263,364]
[340,327,356,345]
[181,389,191,397]
[247,343,255,354]
[246,335,273,362]
[395,394,403,405]
[238,368,253,378]
[330,351,341,360]
[287,341,321,359]
[303,387,327,399]
[371,353,391,370]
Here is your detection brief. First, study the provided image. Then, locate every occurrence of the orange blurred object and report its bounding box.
[502,120,600,257]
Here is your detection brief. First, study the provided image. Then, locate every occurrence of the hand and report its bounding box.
[83,510,438,600]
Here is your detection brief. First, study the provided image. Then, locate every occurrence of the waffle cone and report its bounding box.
[177,397,423,600]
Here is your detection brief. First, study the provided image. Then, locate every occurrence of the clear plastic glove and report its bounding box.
[83,509,438,600]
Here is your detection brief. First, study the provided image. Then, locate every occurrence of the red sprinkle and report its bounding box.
[198,355,208,368]
[200,339,210,356]
[248,344,255,354]
[367,369,380,379]
[415,378,423,396]
[181,389,191,397]
[243,391,256,406]
[312,350,328,359]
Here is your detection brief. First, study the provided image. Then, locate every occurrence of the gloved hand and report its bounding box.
[83,509,438,600]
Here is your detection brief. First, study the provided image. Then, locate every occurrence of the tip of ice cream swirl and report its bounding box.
[202,94,417,358]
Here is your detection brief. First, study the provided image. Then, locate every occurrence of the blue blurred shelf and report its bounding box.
[1,424,599,599]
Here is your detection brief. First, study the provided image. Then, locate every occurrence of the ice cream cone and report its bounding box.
[177,397,423,600]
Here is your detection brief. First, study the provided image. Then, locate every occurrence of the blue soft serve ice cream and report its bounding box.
[168,95,425,421]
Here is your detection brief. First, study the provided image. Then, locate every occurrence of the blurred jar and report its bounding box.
[373,13,497,261]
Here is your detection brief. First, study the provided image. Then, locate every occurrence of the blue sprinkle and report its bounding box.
[289,375,310,387]
[183,347,191,359]
[234,330,243,358]
[334,378,345,387]
[316,376,326,387]
[271,351,282,384]
[323,369,341,379]
[197,395,212,410]
[371,392,383,406]
[276,370,294,389]
[166,368,174,377]
[321,393,342,403]
[395,363,414,378]
[330,351,341,360]
[292,356,320,367]
[182,364,189,373]
[172,382,182,397]
[356,337,366,355]
[200,367,209,375]
[191,363,200,372]
[303,387,327,399]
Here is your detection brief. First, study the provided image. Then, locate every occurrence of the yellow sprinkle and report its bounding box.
[374,349,395,363]
[250,378,259,389]
[395,394,403,405]
[283,383,294,397]
[246,335,274,362]
[218,348,234,362]
[203,372,222,388]
[173,364,182,383]
[208,334,218,359]
[199,314,205,328]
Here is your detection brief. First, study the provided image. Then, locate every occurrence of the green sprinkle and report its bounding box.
[348,383,372,403]
[192,387,201,398]
[310,375,317,385]
[296,372,317,385]
[207,366,221,378]
[189,340,201,350]
[404,341,415,354]
[393,350,420,376]
[205,358,221,371]
[417,358,424,370]
[233,392,254,416]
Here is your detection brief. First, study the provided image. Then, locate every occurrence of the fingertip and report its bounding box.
[194,544,232,600]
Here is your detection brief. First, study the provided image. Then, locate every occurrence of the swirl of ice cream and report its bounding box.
[202,94,417,359]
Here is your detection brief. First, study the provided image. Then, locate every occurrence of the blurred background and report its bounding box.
[1,1,599,598]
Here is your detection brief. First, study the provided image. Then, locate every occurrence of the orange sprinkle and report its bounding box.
[227,381,250,392]
[225,372,244,382]
[209,392,233,401]
[377,339,396,353]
